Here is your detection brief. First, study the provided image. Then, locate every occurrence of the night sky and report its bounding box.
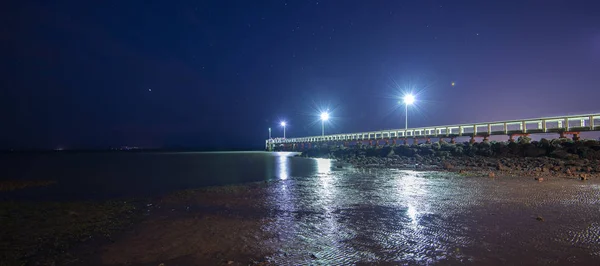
[2,1,600,150]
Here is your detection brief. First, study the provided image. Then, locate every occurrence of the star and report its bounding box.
[148,88,152,92]
[451,82,455,87]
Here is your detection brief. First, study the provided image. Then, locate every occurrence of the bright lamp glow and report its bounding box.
[280,121,286,127]
[403,94,415,105]
[320,112,330,121]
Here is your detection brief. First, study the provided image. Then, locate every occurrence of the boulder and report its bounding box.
[550,149,570,159]
[496,162,506,171]
[443,161,454,170]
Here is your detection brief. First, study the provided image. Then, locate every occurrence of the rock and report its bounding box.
[310,254,318,259]
[227,261,234,265]
[488,172,496,178]
[443,161,454,170]
[566,168,572,176]
[158,263,165,266]
[386,148,395,157]
[336,165,343,168]
[536,216,544,222]
[496,162,506,171]
[535,177,544,182]
[579,174,588,180]
[551,149,570,159]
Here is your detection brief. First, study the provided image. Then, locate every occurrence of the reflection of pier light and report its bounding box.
[277,153,289,180]
[315,158,332,174]
[407,204,418,225]
[397,170,425,227]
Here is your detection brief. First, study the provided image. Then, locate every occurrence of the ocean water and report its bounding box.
[0,151,307,201]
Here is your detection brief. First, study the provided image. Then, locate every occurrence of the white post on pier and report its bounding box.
[542,120,547,132]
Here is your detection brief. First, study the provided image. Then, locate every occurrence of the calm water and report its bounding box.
[0,151,309,201]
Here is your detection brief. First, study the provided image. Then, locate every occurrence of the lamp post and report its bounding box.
[320,112,329,136]
[280,121,286,139]
[402,94,415,130]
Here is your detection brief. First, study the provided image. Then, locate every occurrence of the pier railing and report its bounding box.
[266,113,600,149]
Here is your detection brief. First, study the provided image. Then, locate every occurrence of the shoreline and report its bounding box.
[300,138,600,180]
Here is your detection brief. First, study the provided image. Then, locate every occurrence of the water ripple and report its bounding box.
[263,158,600,265]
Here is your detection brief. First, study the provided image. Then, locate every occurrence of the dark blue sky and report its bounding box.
[2,0,599,149]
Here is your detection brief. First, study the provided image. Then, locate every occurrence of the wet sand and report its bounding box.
[81,163,600,265]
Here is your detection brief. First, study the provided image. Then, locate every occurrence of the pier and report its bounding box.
[266,113,600,151]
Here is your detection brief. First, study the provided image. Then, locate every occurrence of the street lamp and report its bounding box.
[280,121,287,138]
[320,112,329,136]
[402,94,415,130]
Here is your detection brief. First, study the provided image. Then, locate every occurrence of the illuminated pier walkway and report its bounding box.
[266,113,600,151]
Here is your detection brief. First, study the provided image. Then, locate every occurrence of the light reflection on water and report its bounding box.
[267,159,460,264]
[315,158,332,175]
[264,157,600,265]
[397,171,422,225]
[275,153,289,180]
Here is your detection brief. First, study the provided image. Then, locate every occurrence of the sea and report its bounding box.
[0,151,308,201]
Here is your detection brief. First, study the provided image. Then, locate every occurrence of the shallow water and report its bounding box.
[96,153,600,265]
[262,159,600,265]
[0,151,307,200]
